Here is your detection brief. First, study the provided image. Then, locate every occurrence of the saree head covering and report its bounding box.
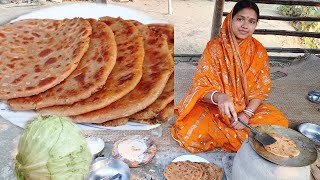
[172,11,288,153]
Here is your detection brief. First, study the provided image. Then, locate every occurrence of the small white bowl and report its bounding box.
[86,137,105,158]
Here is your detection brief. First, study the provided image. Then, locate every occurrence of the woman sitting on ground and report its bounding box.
[172,0,288,153]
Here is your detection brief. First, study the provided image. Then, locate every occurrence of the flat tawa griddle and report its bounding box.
[249,125,318,167]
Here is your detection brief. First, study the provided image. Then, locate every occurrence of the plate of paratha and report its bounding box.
[165,156,223,180]
[0,101,160,130]
[0,3,174,130]
[10,3,159,24]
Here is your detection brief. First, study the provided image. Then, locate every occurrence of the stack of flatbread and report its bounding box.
[163,161,223,180]
[0,17,174,127]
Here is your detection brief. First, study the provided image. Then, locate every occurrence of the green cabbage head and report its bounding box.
[15,115,92,180]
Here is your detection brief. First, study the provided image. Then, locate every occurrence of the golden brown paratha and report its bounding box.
[7,19,117,110]
[129,117,157,125]
[129,73,173,120]
[94,117,128,127]
[71,20,173,123]
[128,20,150,38]
[164,161,203,180]
[130,101,174,125]
[155,100,174,122]
[0,18,92,99]
[37,17,144,116]
[198,162,223,180]
[264,133,300,158]
[148,23,174,57]
[189,162,207,180]
[196,163,209,180]
[164,161,223,180]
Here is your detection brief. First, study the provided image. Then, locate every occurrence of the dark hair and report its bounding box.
[232,0,260,21]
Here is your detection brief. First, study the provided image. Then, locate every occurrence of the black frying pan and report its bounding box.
[248,125,318,167]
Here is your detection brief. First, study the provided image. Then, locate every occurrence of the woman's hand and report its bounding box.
[230,112,249,130]
[202,92,237,121]
[216,93,237,121]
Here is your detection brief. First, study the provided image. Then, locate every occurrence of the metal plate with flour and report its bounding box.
[249,125,318,167]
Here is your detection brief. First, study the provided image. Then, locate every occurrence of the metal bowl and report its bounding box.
[297,123,320,146]
[307,90,320,104]
[86,137,105,158]
[87,157,130,180]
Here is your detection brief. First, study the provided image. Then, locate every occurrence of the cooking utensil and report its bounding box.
[249,125,318,167]
[86,157,130,180]
[238,118,277,146]
[85,137,105,159]
[297,123,320,146]
[307,90,320,104]
[100,173,121,180]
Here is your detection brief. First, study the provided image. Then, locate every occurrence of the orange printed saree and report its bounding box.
[172,13,288,153]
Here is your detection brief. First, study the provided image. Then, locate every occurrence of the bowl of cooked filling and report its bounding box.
[297,123,320,146]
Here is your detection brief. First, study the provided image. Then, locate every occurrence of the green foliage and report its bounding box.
[278,5,320,48]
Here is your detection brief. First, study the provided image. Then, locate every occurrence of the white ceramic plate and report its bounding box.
[10,2,163,24]
[0,100,160,131]
[172,155,210,163]
[1,3,164,131]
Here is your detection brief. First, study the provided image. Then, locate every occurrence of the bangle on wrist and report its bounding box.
[210,91,219,105]
[243,109,254,117]
[242,111,252,119]
[246,107,254,113]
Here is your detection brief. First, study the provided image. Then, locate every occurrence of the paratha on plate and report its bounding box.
[264,133,300,158]
[130,100,174,125]
[38,17,144,116]
[72,20,173,123]
[197,162,223,180]
[148,23,174,57]
[8,19,117,110]
[164,161,223,180]
[155,100,174,122]
[94,117,129,127]
[129,73,173,120]
[199,162,223,180]
[0,18,92,99]
[163,161,203,180]
[128,20,149,39]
